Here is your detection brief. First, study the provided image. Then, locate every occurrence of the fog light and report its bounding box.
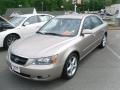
[37,75,49,79]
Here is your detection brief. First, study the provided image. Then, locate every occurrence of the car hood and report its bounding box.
[11,34,73,58]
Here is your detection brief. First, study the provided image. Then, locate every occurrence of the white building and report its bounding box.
[5,8,37,17]
[105,4,120,15]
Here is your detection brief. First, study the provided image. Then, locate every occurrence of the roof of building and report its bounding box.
[37,11,65,16]
[5,7,36,17]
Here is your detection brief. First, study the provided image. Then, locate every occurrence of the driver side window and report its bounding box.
[82,17,93,30]
[24,16,39,25]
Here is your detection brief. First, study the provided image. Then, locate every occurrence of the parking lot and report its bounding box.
[0,30,120,90]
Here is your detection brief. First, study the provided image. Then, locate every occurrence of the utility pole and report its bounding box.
[72,0,81,12]
[72,0,77,12]
[74,1,77,12]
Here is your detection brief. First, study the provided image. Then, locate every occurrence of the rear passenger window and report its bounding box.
[90,16,103,28]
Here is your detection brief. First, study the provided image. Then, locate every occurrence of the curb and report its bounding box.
[108,29,120,30]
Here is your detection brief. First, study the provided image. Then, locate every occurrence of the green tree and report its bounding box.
[0,0,119,15]
[105,0,112,6]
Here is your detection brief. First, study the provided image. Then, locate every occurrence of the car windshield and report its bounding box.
[9,16,25,27]
[37,18,81,37]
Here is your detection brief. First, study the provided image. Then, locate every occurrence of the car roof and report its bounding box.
[55,14,96,19]
[16,14,54,18]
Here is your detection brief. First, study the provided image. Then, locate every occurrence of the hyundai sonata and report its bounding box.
[7,14,107,81]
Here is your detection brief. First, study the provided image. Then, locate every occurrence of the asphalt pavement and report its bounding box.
[0,30,120,90]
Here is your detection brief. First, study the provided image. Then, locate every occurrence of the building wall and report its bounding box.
[105,4,120,15]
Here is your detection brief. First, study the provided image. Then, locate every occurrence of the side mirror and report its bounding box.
[23,22,30,26]
[82,29,93,34]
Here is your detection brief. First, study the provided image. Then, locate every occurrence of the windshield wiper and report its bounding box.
[36,32,72,37]
[36,32,45,34]
[43,32,63,36]
[37,32,63,36]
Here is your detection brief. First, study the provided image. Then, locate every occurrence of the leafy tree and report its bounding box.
[105,0,112,6]
[0,0,119,15]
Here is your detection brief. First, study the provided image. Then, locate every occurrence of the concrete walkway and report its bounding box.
[108,26,120,30]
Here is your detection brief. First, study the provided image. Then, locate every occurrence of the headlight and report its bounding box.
[32,55,57,65]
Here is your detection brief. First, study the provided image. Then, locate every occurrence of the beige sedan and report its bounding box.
[7,14,107,81]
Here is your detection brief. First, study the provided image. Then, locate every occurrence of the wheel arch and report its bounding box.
[3,33,21,47]
[62,49,80,66]
[4,33,21,41]
[70,51,80,60]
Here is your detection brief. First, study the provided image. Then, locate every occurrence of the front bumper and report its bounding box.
[7,59,63,81]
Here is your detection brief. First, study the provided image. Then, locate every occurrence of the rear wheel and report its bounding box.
[99,34,107,48]
[4,34,20,49]
[62,53,79,80]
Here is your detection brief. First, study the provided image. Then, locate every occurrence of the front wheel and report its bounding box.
[4,34,19,49]
[99,34,107,48]
[62,53,79,80]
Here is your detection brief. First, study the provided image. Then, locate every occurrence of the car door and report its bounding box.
[80,17,96,58]
[90,16,105,46]
[20,15,40,38]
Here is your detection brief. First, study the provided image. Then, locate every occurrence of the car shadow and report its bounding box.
[1,70,69,90]
[0,47,6,52]
[78,48,99,67]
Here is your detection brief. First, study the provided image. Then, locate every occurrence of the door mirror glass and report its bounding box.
[23,22,30,26]
[82,29,93,34]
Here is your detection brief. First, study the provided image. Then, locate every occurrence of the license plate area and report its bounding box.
[11,64,20,73]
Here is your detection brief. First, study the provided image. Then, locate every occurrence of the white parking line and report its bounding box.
[107,45,120,59]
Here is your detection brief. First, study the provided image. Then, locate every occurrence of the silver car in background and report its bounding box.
[7,14,107,81]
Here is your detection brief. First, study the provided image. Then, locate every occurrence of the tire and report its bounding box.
[99,34,107,48]
[62,53,79,80]
[3,34,20,49]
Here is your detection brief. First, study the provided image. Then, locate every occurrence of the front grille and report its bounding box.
[10,54,28,65]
